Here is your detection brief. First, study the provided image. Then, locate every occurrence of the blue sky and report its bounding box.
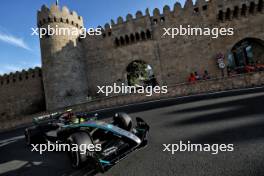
[0,0,188,75]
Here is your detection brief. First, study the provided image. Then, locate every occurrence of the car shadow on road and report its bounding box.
[165,94,264,127]
[0,139,97,176]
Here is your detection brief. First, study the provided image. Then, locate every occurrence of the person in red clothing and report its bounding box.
[188,73,197,83]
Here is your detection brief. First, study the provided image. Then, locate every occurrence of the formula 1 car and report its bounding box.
[24,111,149,172]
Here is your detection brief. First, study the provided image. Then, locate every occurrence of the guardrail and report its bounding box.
[63,71,264,113]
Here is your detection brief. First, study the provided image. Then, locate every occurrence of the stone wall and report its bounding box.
[83,0,264,96]
[66,71,264,113]
[1,71,264,131]
[0,67,46,123]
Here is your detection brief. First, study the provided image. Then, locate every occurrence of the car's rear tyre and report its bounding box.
[67,132,94,168]
[113,112,132,131]
[24,126,44,146]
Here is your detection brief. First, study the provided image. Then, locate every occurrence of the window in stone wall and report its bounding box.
[225,8,231,20]
[249,2,256,14]
[135,33,140,41]
[194,7,199,13]
[241,4,247,16]
[258,0,263,12]
[146,30,152,39]
[115,38,120,47]
[218,10,224,21]
[130,34,135,43]
[203,5,208,11]
[141,31,146,40]
[125,35,130,44]
[120,36,125,45]
[233,6,239,18]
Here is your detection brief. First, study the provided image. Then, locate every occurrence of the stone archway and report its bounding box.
[126,60,158,87]
[227,38,264,72]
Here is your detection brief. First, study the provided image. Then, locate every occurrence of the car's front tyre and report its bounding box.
[24,126,43,146]
[67,132,94,169]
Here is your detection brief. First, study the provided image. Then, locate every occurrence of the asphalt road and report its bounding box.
[1,87,264,176]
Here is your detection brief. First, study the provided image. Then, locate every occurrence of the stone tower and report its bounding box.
[37,4,88,110]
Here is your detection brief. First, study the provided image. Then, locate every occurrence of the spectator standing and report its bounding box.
[188,73,196,83]
[194,71,201,80]
[203,70,211,80]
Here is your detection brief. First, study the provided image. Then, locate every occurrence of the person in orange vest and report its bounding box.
[188,73,197,83]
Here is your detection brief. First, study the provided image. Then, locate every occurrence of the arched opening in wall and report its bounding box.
[218,10,224,21]
[258,0,263,12]
[126,60,157,87]
[228,38,264,73]
[233,6,239,18]
[249,2,256,14]
[241,4,247,16]
[225,8,231,20]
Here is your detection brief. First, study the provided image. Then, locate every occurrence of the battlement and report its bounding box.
[0,67,42,87]
[107,0,211,27]
[99,0,212,40]
[37,4,84,29]
[217,0,263,22]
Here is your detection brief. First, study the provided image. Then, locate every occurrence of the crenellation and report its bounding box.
[163,5,171,15]
[135,11,143,18]
[0,67,42,87]
[38,4,83,29]
[217,0,264,22]
[126,14,133,21]
[153,8,161,17]
[184,0,194,10]
[117,16,124,24]
[145,8,150,16]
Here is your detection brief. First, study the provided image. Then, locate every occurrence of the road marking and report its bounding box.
[0,135,24,147]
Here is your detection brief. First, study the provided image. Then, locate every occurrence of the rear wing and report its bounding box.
[33,112,61,124]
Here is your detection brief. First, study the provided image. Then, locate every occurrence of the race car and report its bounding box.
[24,111,149,172]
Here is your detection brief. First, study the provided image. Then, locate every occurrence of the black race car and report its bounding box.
[24,111,149,173]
